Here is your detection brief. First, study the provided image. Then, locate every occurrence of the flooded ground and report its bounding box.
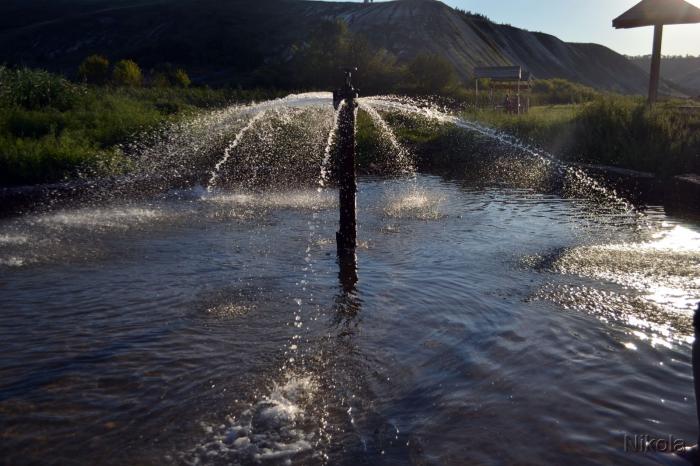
[0,174,698,465]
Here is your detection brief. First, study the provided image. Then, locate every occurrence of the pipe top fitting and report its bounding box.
[333,68,359,110]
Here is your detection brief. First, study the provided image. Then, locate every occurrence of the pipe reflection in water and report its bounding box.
[338,251,358,295]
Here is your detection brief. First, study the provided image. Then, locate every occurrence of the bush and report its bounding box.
[532,79,599,105]
[0,66,82,111]
[407,53,459,95]
[112,59,143,87]
[78,54,110,84]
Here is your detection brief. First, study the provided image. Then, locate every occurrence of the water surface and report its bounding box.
[0,175,698,465]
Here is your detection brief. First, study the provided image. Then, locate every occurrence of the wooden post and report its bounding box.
[475,80,479,110]
[648,24,664,104]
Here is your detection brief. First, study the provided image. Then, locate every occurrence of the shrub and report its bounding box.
[0,66,82,111]
[112,59,143,87]
[173,69,191,88]
[78,54,110,84]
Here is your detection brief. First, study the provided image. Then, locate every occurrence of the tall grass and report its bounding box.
[572,98,700,175]
[464,98,700,176]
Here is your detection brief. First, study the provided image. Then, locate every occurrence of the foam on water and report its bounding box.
[205,303,253,319]
[0,256,26,267]
[33,207,163,230]
[202,190,336,211]
[383,189,444,220]
[188,374,322,465]
[0,234,30,245]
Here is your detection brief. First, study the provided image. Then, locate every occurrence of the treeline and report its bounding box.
[256,20,461,96]
[252,19,602,107]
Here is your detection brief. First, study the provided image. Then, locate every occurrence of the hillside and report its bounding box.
[0,0,667,94]
[308,0,657,94]
[629,55,700,95]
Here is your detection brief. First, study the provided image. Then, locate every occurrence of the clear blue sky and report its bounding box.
[334,0,700,56]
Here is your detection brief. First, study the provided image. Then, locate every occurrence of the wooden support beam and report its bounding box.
[648,24,664,104]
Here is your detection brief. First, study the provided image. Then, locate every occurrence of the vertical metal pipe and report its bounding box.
[648,24,663,105]
[332,69,359,290]
[336,96,357,258]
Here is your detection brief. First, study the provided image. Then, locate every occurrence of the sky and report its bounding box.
[338,0,700,56]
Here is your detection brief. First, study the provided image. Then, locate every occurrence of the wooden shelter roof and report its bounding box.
[474,66,524,81]
[613,0,700,28]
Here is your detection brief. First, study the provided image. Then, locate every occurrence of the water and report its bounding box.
[1,94,699,465]
[0,175,698,465]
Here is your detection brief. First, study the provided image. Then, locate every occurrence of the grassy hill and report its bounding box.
[0,0,672,94]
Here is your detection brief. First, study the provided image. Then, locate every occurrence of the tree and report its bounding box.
[408,53,459,94]
[78,55,110,84]
[112,59,143,87]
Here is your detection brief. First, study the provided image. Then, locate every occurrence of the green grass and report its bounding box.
[0,67,284,186]
[3,67,698,186]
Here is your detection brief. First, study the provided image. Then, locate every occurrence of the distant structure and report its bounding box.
[473,65,533,114]
[364,0,373,3]
[613,0,700,104]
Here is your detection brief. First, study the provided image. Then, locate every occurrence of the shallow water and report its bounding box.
[0,175,699,465]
